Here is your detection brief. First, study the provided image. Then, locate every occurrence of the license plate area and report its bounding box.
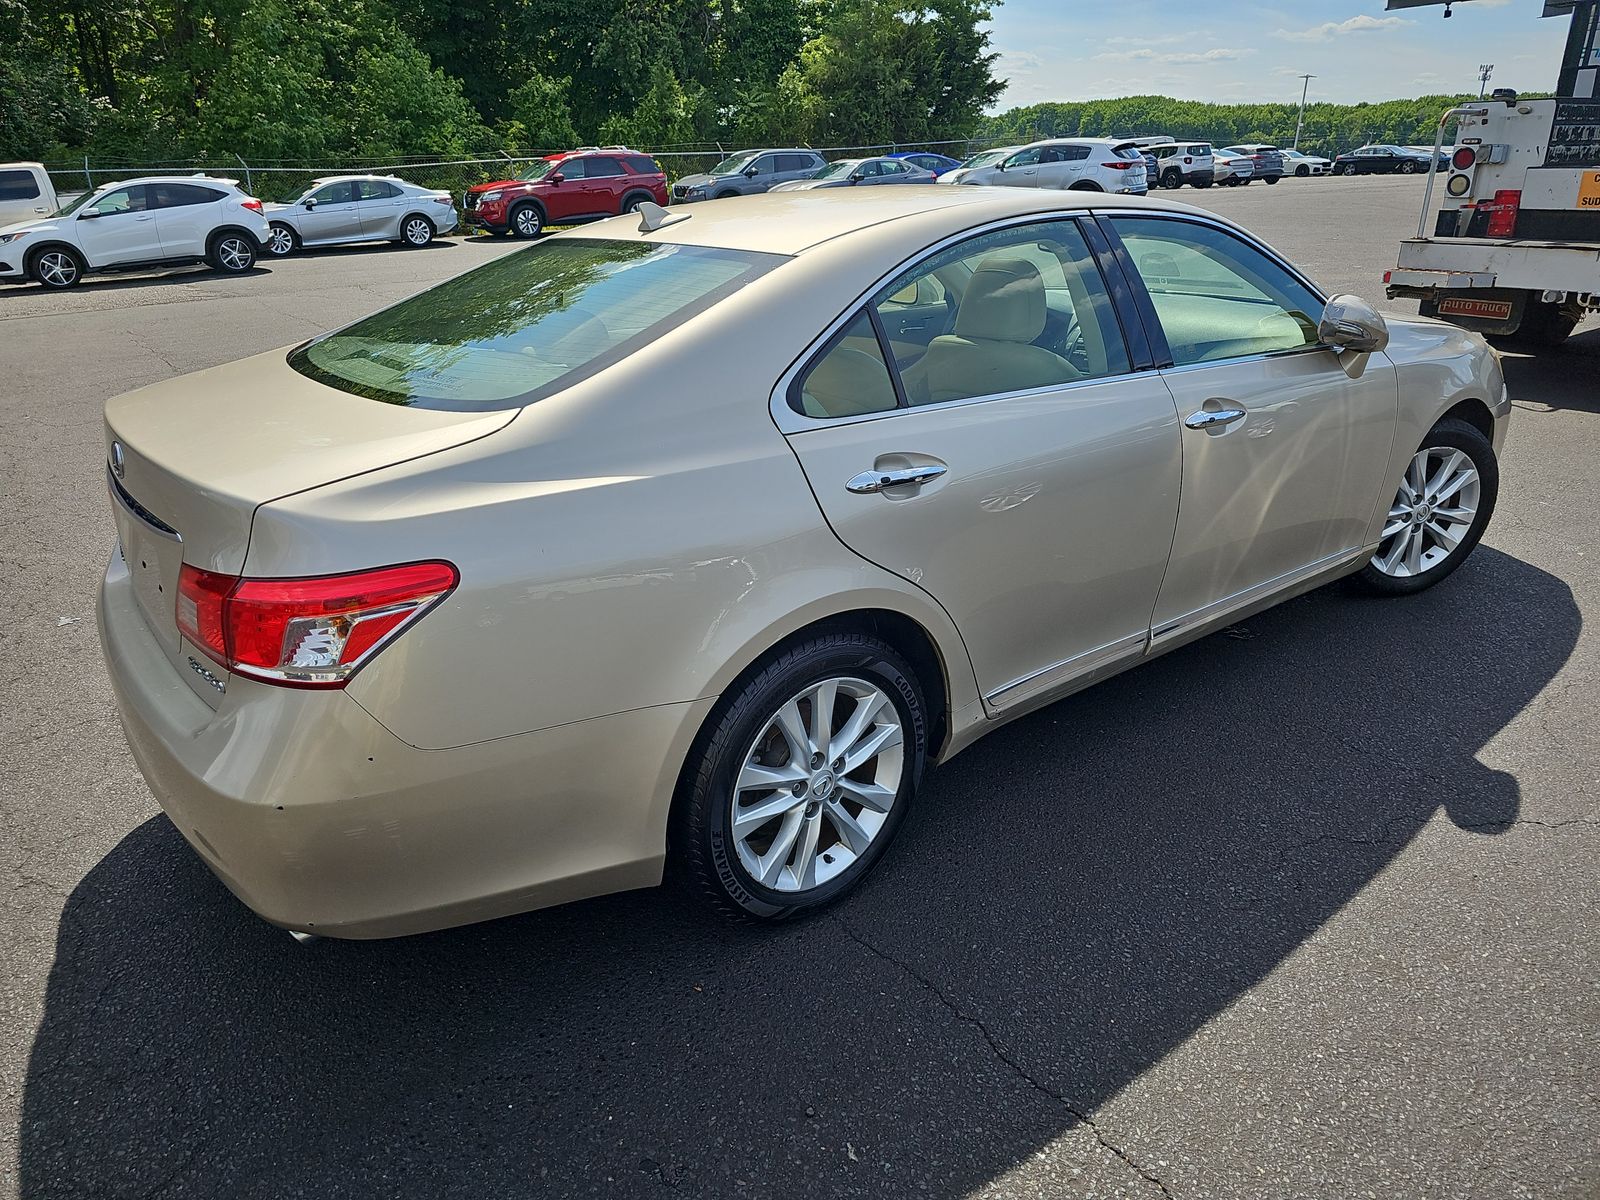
[108,470,184,658]
[1437,297,1514,320]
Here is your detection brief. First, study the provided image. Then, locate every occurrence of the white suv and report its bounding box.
[0,175,270,289]
[939,139,1148,194]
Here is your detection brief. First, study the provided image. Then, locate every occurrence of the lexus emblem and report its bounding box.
[110,442,126,480]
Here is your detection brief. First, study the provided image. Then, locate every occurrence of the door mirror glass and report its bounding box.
[1318,294,1390,354]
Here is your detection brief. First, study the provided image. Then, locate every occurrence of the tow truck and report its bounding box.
[1382,0,1600,346]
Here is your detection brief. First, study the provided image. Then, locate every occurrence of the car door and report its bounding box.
[1102,213,1398,646]
[777,216,1182,714]
[776,154,817,185]
[354,179,404,237]
[73,184,162,266]
[577,157,626,214]
[146,182,225,257]
[999,146,1043,187]
[298,181,363,243]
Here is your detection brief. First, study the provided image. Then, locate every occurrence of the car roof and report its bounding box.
[551,186,1216,257]
[96,175,242,188]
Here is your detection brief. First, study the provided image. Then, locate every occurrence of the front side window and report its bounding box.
[0,170,41,201]
[82,186,147,216]
[710,153,758,176]
[290,239,782,411]
[749,156,777,175]
[1006,148,1042,168]
[1112,216,1324,365]
[554,158,588,179]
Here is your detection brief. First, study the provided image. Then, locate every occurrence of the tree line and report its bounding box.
[3,0,1001,161]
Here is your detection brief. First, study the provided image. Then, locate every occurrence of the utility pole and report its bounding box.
[1477,63,1494,98]
[1294,74,1316,149]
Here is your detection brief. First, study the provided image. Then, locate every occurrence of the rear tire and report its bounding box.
[1068,181,1103,192]
[1508,299,1583,347]
[399,214,434,247]
[672,632,927,923]
[620,192,651,214]
[1296,165,1310,177]
[510,203,544,239]
[265,223,297,257]
[1352,419,1497,596]
[1399,159,1419,174]
[1159,167,1183,189]
[207,233,256,274]
[1264,176,1279,184]
[29,247,85,289]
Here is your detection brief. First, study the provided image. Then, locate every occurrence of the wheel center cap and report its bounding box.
[810,770,837,800]
[1414,503,1432,524]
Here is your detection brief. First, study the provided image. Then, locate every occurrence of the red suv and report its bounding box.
[463,148,669,239]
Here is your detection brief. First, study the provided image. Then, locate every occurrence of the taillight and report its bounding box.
[1484,189,1521,237]
[176,560,458,688]
[1102,161,1136,170]
[241,198,264,213]
[1451,146,1477,171]
[432,195,453,204]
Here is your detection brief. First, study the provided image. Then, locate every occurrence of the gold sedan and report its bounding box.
[97,188,1508,937]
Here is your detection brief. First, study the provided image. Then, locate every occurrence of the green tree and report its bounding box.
[499,70,581,151]
[0,0,97,157]
[598,60,707,147]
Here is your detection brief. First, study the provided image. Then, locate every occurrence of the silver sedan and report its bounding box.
[98,189,1507,938]
[770,157,937,190]
[263,175,458,255]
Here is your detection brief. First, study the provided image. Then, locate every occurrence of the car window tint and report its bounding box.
[356,180,400,200]
[83,185,147,215]
[777,154,810,172]
[585,158,625,177]
[1190,145,1210,155]
[872,218,1130,407]
[625,156,659,174]
[290,239,782,412]
[750,156,776,174]
[149,182,224,208]
[791,312,899,419]
[1112,216,1324,365]
[312,181,358,204]
[0,170,41,201]
[1007,148,1042,167]
[556,159,587,179]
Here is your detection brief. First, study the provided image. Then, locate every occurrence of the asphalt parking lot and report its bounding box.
[1,176,1595,1199]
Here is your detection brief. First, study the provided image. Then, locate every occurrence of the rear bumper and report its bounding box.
[98,547,713,938]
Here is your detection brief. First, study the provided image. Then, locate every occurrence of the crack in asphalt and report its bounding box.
[831,914,1175,1199]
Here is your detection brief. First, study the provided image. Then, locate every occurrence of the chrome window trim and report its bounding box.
[769,211,1139,435]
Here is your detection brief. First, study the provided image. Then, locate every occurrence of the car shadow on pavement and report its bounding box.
[0,266,272,296]
[18,547,1578,1199]
[1498,325,1600,415]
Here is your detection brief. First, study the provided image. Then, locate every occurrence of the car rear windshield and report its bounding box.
[288,239,782,411]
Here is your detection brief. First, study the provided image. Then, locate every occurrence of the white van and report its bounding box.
[0,164,61,227]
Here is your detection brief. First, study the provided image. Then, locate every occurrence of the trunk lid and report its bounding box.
[104,347,516,704]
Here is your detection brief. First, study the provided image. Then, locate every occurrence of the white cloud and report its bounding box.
[1274,14,1414,42]
[1094,46,1248,66]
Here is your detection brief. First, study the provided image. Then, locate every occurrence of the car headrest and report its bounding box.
[954,255,1047,343]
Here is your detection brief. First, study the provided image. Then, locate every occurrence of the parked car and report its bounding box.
[1281,149,1332,177]
[1146,142,1216,188]
[771,157,936,190]
[1213,151,1254,186]
[0,162,65,227]
[1219,145,1286,184]
[1332,145,1438,176]
[671,149,826,202]
[463,148,668,238]
[939,138,1148,193]
[264,175,458,256]
[96,187,1508,938]
[0,175,268,290]
[887,151,963,177]
[942,146,1022,181]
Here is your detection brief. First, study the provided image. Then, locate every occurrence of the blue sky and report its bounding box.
[987,1,1572,109]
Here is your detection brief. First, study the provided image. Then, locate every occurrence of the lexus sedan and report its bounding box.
[98,189,1508,938]
[263,175,457,256]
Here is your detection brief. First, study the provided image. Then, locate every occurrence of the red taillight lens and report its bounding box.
[1102,161,1136,170]
[241,198,264,212]
[1451,147,1478,171]
[176,561,458,687]
[1485,189,1521,237]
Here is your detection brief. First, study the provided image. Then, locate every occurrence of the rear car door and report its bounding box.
[147,182,226,257]
[777,216,1182,715]
[1102,213,1398,645]
[74,184,162,265]
[577,157,627,213]
[776,153,817,185]
[299,181,363,243]
[354,179,404,237]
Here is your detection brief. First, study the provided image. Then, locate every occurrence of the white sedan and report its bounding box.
[1282,150,1333,177]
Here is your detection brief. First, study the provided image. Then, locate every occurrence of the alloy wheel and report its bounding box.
[404,217,432,245]
[216,238,252,271]
[1372,446,1481,578]
[267,226,295,256]
[514,207,542,237]
[731,676,904,894]
[36,251,79,287]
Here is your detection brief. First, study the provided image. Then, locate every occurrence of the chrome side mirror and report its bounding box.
[1318,294,1390,354]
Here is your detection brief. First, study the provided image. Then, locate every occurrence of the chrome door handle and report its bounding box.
[847,464,947,494]
[1184,407,1247,431]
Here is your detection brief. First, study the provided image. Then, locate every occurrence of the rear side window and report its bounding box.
[290,239,782,411]
[148,182,225,208]
[793,312,899,419]
[357,180,401,199]
[585,157,625,178]
[625,156,661,175]
[1189,145,1210,156]
[0,170,41,201]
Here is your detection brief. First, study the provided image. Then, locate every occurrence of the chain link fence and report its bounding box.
[41,140,1001,208]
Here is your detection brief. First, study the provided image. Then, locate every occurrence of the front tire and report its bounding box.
[30,247,85,289]
[1353,419,1498,596]
[673,632,927,922]
[207,233,256,273]
[1265,175,1279,184]
[265,223,297,257]
[509,203,544,239]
